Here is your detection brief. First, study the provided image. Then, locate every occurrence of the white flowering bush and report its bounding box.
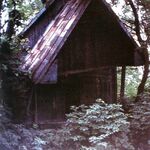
[63,99,134,150]
[34,99,134,150]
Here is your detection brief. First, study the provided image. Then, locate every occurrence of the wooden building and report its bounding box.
[20,0,144,124]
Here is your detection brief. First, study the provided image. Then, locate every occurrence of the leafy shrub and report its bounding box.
[64,99,134,150]
[23,99,133,150]
[40,99,133,150]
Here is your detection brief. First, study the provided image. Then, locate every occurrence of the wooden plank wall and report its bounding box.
[58,0,135,72]
[34,66,116,123]
[78,67,117,104]
[36,84,66,122]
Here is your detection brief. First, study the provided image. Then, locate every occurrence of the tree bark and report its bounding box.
[136,48,149,97]
[0,0,3,38]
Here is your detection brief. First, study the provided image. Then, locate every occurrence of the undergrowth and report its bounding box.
[0,93,150,150]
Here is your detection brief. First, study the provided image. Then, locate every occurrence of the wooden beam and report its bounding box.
[26,86,34,117]
[60,67,106,76]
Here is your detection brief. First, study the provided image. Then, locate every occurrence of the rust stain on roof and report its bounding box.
[20,0,91,83]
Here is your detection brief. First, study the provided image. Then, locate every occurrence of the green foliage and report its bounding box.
[125,68,141,97]
[37,99,134,150]
[0,35,24,54]
[21,0,43,21]
[1,0,43,31]
[0,0,42,56]
[0,36,11,54]
[38,95,150,150]
[64,99,133,150]
[117,67,142,97]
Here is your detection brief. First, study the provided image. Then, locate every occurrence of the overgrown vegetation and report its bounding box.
[63,99,133,150]
[0,95,150,150]
[117,67,150,97]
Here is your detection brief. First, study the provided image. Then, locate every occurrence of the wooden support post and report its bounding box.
[120,66,126,100]
[34,85,38,125]
[0,72,3,104]
[26,86,34,117]
[113,67,117,103]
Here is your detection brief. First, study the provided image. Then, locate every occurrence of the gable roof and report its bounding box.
[20,0,91,83]
[20,0,141,84]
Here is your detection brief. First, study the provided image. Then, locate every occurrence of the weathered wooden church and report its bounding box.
[20,0,144,124]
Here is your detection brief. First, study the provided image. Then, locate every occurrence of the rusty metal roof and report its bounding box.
[20,0,91,83]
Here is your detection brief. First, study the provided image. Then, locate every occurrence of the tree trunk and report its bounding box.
[0,0,3,37]
[136,47,149,101]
